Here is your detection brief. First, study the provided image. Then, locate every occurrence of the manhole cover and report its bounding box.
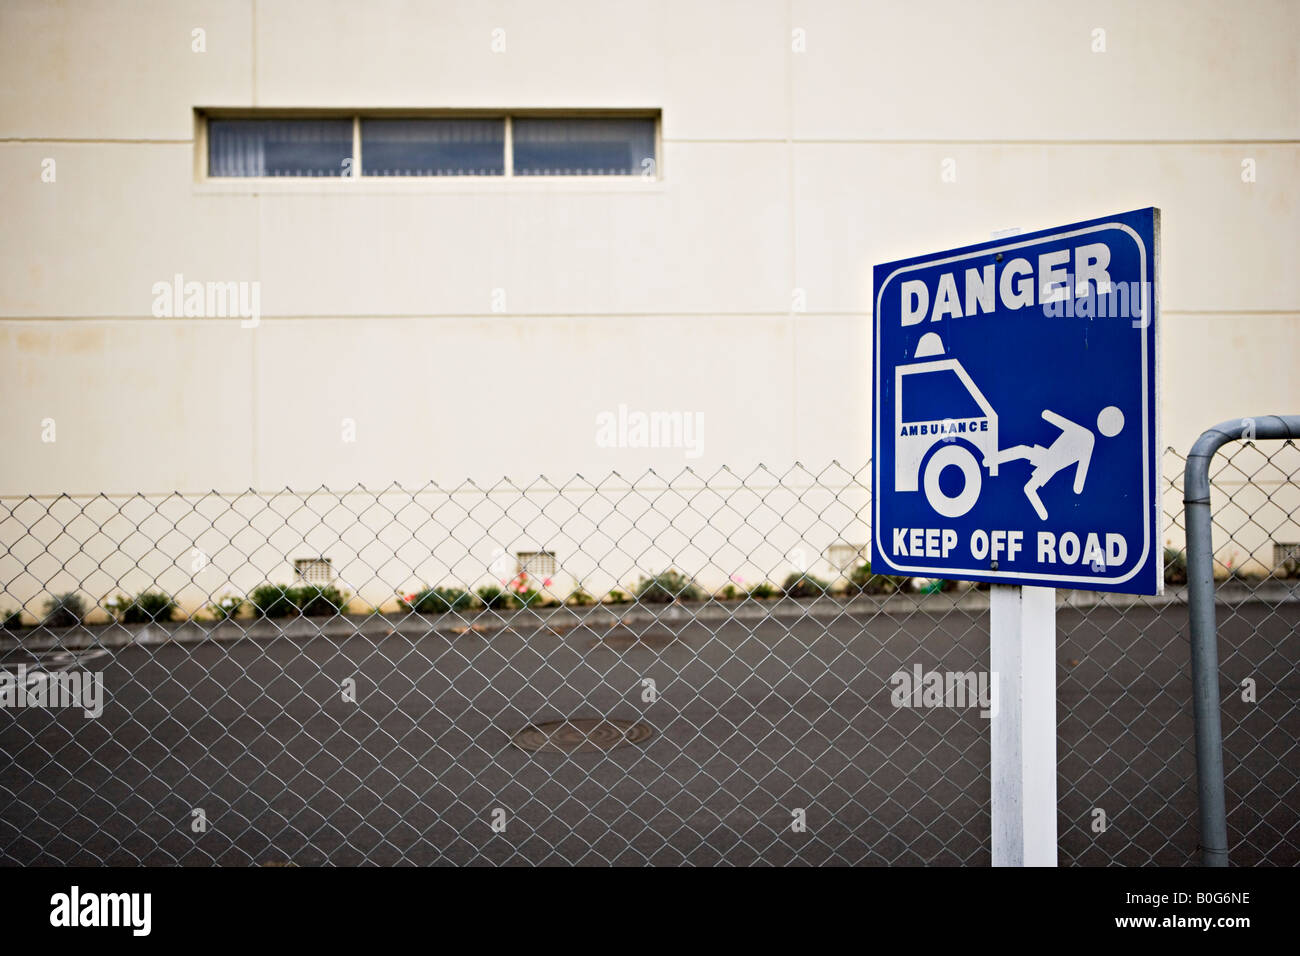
[512,718,654,754]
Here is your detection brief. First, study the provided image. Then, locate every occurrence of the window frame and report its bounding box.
[195,108,662,185]
[515,550,558,579]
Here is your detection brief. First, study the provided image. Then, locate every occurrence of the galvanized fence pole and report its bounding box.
[1185,414,1300,867]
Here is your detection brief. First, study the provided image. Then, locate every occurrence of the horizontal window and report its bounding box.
[201,112,658,180]
[208,119,353,178]
[513,118,655,176]
[361,119,504,176]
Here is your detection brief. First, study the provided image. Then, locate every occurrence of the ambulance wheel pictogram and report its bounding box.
[923,443,982,518]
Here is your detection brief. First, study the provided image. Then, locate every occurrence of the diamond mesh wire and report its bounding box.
[0,448,1296,865]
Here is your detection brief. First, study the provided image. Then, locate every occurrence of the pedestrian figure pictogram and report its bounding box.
[986,407,1124,520]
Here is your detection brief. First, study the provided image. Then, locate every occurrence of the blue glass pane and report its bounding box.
[361,119,505,176]
[208,119,353,177]
[513,118,655,176]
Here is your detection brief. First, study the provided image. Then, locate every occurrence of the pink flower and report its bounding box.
[543,577,553,588]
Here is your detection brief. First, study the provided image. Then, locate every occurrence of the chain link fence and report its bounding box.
[0,447,1296,866]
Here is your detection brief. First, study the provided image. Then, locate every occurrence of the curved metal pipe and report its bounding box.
[1185,415,1300,866]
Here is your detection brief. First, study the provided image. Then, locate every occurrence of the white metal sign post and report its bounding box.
[872,209,1161,867]
[987,225,1057,868]
[989,584,1057,866]
[987,229,1057,868]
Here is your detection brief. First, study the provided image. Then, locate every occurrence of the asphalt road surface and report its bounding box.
[2,601,1296,865]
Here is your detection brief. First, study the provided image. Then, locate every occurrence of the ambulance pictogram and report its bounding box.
[894,332,999,519]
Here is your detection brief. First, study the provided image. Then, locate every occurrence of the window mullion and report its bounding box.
[352,116,361,179]
[504,115,513,178]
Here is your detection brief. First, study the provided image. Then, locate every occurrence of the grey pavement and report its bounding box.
[1,601,1295,865]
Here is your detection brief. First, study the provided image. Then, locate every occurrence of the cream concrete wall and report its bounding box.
[790,0,1299,141]
[0,0,1297,594]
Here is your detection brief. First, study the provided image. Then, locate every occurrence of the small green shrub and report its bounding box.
[476,584,510,610]
[43,592,85,628]
[2,607,23,630]
[250,584,296,618]
[405,586,474,614]
[720,584,739,600]
[103,593,127,621]
[917,577,959,595]
[747,581,777,600]
[207,593,243,621]
[290,585,345,617]
[781,571,829,599]
[122,590,177,624]
[634,569,704,604]
[1164,547,1187,586]
[514,588,546,608]
[849,562,908,595]
[249,584,345,617]
[605,589,630,605]
[566,589,596,607]
[505,572,547,609]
